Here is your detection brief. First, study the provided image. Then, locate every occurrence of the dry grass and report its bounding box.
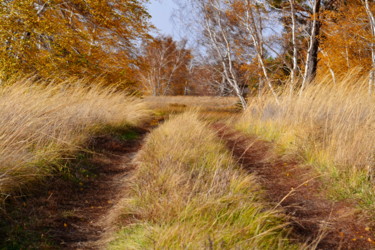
[144,96,241,122]
[0,78,149,198]
[108,112,298,249]
[144,95,239,109]
[236,73,375,211]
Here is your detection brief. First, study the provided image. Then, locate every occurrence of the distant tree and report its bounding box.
[188,64,222,96]
[181,0,291,106]
[176,0,375,98]
[139,36,192,96]
[198,0,249,108]
[188,61,250,96]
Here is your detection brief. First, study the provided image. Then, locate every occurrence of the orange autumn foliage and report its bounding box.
[0,0,151,86]
[319,0,374,77]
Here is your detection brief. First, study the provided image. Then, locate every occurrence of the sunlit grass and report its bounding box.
[0,77,149,198]
[236,72,375,212]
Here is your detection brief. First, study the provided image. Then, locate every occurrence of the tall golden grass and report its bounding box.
[108,112,297,249]
[0,78,149,198]
[237,73,375,210]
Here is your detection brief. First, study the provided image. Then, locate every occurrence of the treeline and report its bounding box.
[173,0,375,107]
[1,0,374,101]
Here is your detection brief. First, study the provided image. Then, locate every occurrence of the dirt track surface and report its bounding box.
[53,129,148,249]
[213,123,375,250]
[1,127,148,249]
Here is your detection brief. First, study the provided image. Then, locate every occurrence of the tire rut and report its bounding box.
[1,126,150,249]
[55,130,148,249]
[213,123,374,250]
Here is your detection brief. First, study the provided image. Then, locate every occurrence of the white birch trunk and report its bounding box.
[363,0,375,94]
[301,0,320,95]
[321,50,336,84]
[289,0,298,93]
[243,0,280,104]
[203,0,247,109]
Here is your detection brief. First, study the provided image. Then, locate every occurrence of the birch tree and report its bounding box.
[362,0,375,94]
[301,0,321,92]
[229,0,280,103]
[139,37,191,96]
[289,0,299,91]
[199,0,248,108]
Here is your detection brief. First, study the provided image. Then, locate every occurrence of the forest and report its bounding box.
[0,0,374,249]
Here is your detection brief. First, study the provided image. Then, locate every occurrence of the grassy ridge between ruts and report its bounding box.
[108,112,298,249]
[0,78,149,199]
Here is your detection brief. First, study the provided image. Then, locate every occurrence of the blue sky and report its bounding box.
[146,0,179,38]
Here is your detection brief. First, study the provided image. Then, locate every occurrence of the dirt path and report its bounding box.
[2,116,374,249]
[213,123,374,250]
[54,128,149,249]
[0,126,149,249]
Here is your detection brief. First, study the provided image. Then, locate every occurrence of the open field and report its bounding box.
[0,75,374,249]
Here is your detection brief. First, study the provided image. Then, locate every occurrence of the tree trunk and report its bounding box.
[306,24,320,82]
[321,49,336,84]
[363,0,375,94]
[301,0,321,93]
[244,0,279,104]
[203,1,248,109]
[289,0,298,94]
